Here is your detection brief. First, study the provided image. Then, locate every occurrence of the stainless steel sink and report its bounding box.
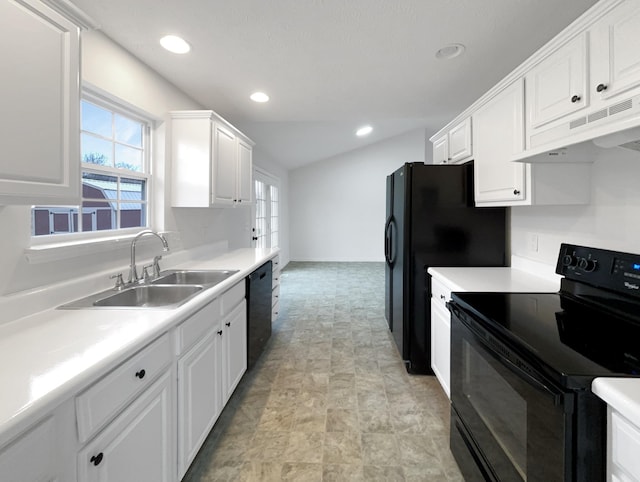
[93,284,203,308]
[57,269,239,310]
[58,284,204,309]
[151,269,239,286]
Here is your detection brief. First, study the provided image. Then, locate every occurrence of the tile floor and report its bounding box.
[182,262,463,481]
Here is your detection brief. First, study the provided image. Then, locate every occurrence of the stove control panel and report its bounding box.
[557,243,640,297]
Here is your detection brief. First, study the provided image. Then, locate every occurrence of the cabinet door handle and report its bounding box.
[513,189,520,195]
[440,294,446,300]
[90,453,104,466]
[135,369,146,379]
[217,330,223,336]
[225,322,231,327]
[571,95,581,103]
[596,83,608,92]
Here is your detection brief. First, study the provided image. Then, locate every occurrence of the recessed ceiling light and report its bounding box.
[435,43,465,60]
[160,35,191,54]
[250,92,270,103]
[356,125,373,137]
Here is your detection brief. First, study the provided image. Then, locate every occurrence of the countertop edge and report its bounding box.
[592,377,640,429]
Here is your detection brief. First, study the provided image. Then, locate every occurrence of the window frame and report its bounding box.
[30,89,154,246]
[252,168,280,249]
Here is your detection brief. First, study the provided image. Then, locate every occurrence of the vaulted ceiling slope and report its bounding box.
[69,0,600,169]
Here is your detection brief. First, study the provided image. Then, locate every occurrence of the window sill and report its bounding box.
[24,231,177,264]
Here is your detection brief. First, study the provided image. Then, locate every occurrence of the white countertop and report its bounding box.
[0,247,278,445]
[428,265,560,293]
[593,378,640,428]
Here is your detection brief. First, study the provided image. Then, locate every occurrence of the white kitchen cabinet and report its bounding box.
[591,0,640,108]
[431,117,472,164]
[0,417,58,482]
[526,33,589,131]
[430,277,453,399]
[176,281,246,478]
[607,407,640,481]
[177,326,222,478]
[222,299,247,403]
[0,0,81,205]
[77,370,174,482]
[271,255,281,322]
[171,110,255,208]
[474,78,590,207]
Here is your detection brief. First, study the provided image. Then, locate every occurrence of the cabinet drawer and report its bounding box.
[272,301,280,322]
[221,281,245,315]
[76,333,172,443]
[431,278,452,310]
[611,409,640,479]
[272,269,280,286]
[177,298,220,354]
[272,284,280,307]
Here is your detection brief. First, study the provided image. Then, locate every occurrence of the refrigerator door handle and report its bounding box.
[385,216,396,266]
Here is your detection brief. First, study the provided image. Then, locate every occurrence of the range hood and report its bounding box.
[513,93,640,163]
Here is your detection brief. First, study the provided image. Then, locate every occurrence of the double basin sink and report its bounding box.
[59,269,239,309]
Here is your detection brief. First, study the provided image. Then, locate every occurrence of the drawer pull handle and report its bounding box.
[225,322,231,327]
[217,330,223,336]
[90,453,104,466]
[440,295,446,300]
[135,369,146,379]
[596,83,608,92]
[571,94,581,103]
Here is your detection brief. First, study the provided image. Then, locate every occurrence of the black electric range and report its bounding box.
[447,243,640,481]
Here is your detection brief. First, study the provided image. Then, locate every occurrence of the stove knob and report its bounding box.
[562,254,578,267]
[578,258,597,272]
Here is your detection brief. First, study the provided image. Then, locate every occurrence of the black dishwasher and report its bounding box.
[246,260,272,369]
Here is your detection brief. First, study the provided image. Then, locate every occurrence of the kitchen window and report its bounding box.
[31,93,151,237]
[253,169,279,249]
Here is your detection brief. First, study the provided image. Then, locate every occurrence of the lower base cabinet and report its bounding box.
[77,370,174,482]
[177,327,223,478]
[0,417,57,482]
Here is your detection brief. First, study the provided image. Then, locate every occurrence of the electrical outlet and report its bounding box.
[528,233,539,252]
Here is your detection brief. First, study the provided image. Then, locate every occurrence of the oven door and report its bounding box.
[449,302,574,482]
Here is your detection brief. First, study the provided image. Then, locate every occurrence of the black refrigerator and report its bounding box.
[384,162,507,374]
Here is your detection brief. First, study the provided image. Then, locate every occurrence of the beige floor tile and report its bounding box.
[361,433,401,466]
[326,408,359,432]
[283,431,324,463]
[323,432,363,464]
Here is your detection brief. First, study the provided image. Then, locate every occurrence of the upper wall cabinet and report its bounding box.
[171,111,254,208]
[431,117,472,164]
[526,33,589,131]
[474,78,591,207]
[525,0,640,153]
[0,0,83,205]
[590,0,640,107]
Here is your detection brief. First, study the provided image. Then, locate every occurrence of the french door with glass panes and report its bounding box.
[253,169,279,249]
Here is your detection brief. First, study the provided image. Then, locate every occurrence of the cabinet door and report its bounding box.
[591,0,640,104]
[223,300,247,403]
[212,124,237,205]
[430,300,451,399]
[526,33,588,129]
[448,118,472,163]
[236,139,253,204]
[474,79,526,204]
[432,134,448,164]
[177,328,222,479]
[0,417,57,482]
[78,371,173,482]
[0,0,80,205]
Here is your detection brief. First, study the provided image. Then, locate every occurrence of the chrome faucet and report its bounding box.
[128,230,169,284]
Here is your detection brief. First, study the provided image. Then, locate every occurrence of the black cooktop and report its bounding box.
[451,289,640,388]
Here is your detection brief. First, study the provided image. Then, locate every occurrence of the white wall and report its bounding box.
[0,30,264,297]
[511,145,640,267]
[289,128,427,261]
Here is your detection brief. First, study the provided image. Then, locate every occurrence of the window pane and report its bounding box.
[82,101,112,137]
[115,114,143,147]
[115,144,143,172]
[121,202,145,228]
[82,133,113,167]
[121,178,146,202]
[82,172,118,201]
[81,201,114,232]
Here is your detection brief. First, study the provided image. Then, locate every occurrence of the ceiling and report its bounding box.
[68,0,600,169]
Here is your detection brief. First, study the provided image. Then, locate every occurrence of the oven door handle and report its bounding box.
[449,303,566,407]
